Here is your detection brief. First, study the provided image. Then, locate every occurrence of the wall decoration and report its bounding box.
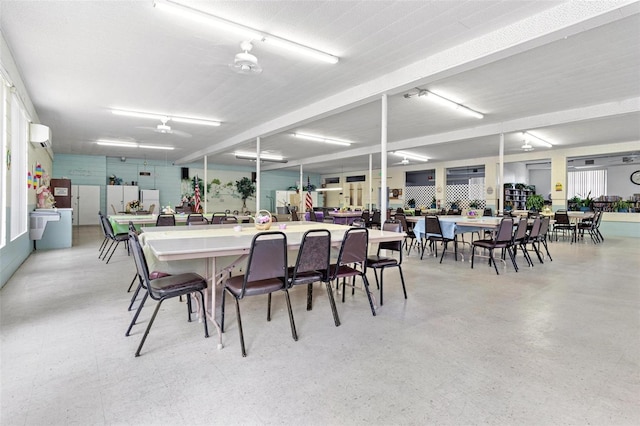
[27,171,32,188]
[555,182,563,191]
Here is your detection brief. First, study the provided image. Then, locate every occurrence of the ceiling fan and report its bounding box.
[393,157,411,166]
[521,140,534,152]
[138,117,192,138]
[229,41,262,75]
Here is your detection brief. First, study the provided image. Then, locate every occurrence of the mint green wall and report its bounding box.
[52,154,320,214]
[0,205,34,288]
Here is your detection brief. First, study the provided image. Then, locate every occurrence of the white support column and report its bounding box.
[203,156,208,214]
[299,164,304,213]
[256,137,261,212]
[499,133,504,213]
[368,154,373,210]
[380,94,388,225]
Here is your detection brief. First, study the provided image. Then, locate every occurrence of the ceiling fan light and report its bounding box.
[96,139,138,148]
[234,151,285,162]
[523,131,553,147]
[139,144,175,150]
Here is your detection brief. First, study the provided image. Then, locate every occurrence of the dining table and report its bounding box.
[109,213,252,233]
[410,216,502,240]
[139,221,405,350]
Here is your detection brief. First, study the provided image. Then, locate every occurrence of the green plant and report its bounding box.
[612,199,630,212]
[526,194,545,211]
[469,199,481,208]
[407,198,416,208]
[235,177,256,209]
[504,183,513,189]
[515,183,526,190]
[579,191,593,209]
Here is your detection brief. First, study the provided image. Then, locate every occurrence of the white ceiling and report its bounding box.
[1,0,639,174]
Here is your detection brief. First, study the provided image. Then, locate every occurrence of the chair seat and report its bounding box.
[287,267,323,286]
[329,264,361,279]
[366,255,398,268]
[225,275,285,297]
[149,273,207,297]
[472,238,494,248]
[113,233,129,241]
[149,271,171,280]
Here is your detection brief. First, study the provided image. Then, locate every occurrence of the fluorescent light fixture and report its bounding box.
[523,131,553,147]
[292,133,352,146]
[392,150,429,162]
[96,139,138,148]
[139,144,175,150]
[112,109,221,126]
[417,90,484,119]
[153,0,339,64]
[316,187,342,191]
[234,151,287,163]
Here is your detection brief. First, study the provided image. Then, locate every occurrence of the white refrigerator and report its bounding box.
[140,189,160,213]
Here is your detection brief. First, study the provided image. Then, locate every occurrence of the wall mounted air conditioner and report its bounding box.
[29,123,52,148]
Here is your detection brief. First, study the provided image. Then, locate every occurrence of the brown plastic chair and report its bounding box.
[366,222,407,306]
[271,229,339,326]
[553,211,576,243]
[155,214,175,226]
[394,213,417,254]
[328,228,376,316]
[421,215,458,262]
[525,216,544,263]
[210,213,227,224]
[291,210,299,221]
[471,217,516,275]
[221,231,297,356]
[308,210,318,222]
[127,231,208,357]
[186,213,208,225]
[221,216,238,224]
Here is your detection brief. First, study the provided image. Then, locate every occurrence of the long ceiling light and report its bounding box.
[96,139,174,150]
[316,187,342,192]
[234,151,287,163]
[153,0,339,64]
[112,109,221,126]
[523,131,553,147]
[292,133,352,146]
[392,150,429,162]
[412,90,484,119]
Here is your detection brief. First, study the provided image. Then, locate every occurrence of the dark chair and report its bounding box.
[221,216,238,224]
[328,228,376,316]
[394,213,418,255]
[525,216,544,263]
[210,213,227,224]
[100,214,129,264]
[127,231,209,357]
[98,212,110,255]
[483,208,493,217]
[512,217,533,270]
[291,210,300,221]
[186,213,207,225]
[155,214,175,226]
[553,211,576,243]
[274,229,340,326]
[421,215,458,262]
[221,231,297,357]
[361,210,370,226]
[471,218,517,275]
[593,210,605,242]
[366,222,407,306]
[578,211,601,244]
[368,210,381,229]
[308,210,318,222]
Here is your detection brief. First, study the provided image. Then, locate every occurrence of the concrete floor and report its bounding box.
[1,225,639,425]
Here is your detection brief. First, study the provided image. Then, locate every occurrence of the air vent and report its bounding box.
[622,156,634,163]
[585,159,595,165]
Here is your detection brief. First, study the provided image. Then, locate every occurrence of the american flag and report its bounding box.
[193,177,201,213]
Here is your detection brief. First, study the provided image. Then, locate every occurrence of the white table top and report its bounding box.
[110,213,252,225]
[328,211,364,217]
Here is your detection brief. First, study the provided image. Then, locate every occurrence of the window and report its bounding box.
[10,93,28,241]
[0,78,6,248]
[567,170,607,199]
[346,175,365,183]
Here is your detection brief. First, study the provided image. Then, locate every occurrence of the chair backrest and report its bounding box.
[187,213,206,224]
[111,204,118,215]
[483,208,493,217]
[538,216,551,236]
[221,216,238,224]
[308,210,318,222]
[361,210,370,222]
[370,210,381,223]
[528,217,542,239]
[291,210,299,221]
[128,220,137,234]
[425,215,443,236]
[101,214,116,238]
[98,212,108,237]
[271,215,278,222]
[494,218,515,243]
[335,228,368,272]
[292,229,331,283]
[156,214,175,226]
[128,231,154,295]
[210,213,226,224]
[351,218,366,228]
[594,210,603,227]
[394,213,410,233]
[554,211,570,224]
[396,207,404,214]
[148,204,155,215]
[513,217,529,243]
[379,221,403,255]
[241,232,288,297]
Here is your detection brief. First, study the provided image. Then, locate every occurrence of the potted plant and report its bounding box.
[579,191,593,211]
[235,177,256,211]
[612,199,630,212]
[407,198,416,208]
[430,196,436,209]
[525,194,544,212]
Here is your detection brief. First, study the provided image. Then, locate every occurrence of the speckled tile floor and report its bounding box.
[1,225,639,425]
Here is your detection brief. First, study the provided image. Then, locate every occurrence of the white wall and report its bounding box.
[529,169,552,198]
[607,164,640,199]
[503,162,527,183]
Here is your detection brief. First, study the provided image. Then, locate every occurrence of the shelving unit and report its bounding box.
[504,185,533,210]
